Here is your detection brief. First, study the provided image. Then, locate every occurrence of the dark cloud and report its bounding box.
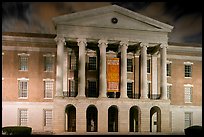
[2,2,202,44]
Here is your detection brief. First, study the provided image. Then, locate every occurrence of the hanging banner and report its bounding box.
[107,58,120,92]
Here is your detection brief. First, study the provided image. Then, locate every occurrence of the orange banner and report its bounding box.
[107,58,119,92]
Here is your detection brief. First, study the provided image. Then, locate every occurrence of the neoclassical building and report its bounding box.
[2,5,202,135]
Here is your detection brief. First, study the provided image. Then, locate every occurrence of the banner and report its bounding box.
[107,58,119,92]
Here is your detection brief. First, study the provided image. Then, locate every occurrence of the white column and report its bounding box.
[63,49,68,96]
[55,37,65,97]
[120,41,128,98]
[140,43,148,99]
[77,38,87,97]
[98,40,108,98]
[151,54,158,96]
[160,44,167,100]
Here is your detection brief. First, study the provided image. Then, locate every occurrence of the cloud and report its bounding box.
[2,2,202,44]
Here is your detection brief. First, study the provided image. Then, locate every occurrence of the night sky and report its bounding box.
[2,2,202,44]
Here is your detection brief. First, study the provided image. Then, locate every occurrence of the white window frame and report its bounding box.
[43,54,55,72]
[184,62,193,78]
[44,109,53,127]
[18,78,29,99]
[184,84,193,103]
[18,53,30,71]
[167,83,172,100]
[43,79,54,99]
[184,112,193,128]
[18,109,28,126]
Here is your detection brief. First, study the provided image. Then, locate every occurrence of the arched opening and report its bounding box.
[65,104,76,132]
[86,105,98,132]
[150,106,161,132]
[108,105,118,132]
[129,106,140,132]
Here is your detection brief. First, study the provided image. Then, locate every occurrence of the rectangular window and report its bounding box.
[185,112,192,128]
[127,59,133,72]
[70,55,77,70]
[44,81,53,98]
[167,85,172,99]
[88,57,97,70]
[19,55,28,71]
[127,82,133,98]
[184,86,192,103]
[88,81,97,97]
[44,56,54,71]
[147,59,151,73]
[167,63,171,76]
[19,109,27,126]
[44,110,52,127]
[69,80,76,97]
[185,64,192,77]
[148,82,151,94]
[18,81,28,98]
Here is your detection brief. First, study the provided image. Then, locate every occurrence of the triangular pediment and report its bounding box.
[53,5,173,32]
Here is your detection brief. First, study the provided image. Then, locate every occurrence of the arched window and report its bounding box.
[86,105,98,132]
[65,104,76,132]
[108,105,118,132]
[150,106,161,132]
[129,106,140,132]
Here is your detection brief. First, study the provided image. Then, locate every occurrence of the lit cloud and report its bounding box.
[2,2,202,44]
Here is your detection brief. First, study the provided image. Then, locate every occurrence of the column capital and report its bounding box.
[140,42,149,48]
[54,36,66,45]
[98,40,108,49]
[120,40,129,46]
[77,38,87,46]
[160,43,168,48]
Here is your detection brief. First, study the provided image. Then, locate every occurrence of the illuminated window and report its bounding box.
[44,81,53,98]
[185,112,192,128]
[167,84,172,99]
[44,110,52,127]
[184,86,192,103]
[88,57,97,70]
[127,59,133,72]
[19,109,27,126]
[70,55,77,70]
[18,80,28,98]
[69,80,76,97]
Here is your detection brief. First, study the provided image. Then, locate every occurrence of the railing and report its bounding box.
[128,93,141,99]
[63,91,77,97]
[148,94,161,100]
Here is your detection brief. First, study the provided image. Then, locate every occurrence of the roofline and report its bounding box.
[2,32,56,38]
[168,42,202,48]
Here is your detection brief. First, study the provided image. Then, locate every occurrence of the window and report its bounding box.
[184,86,192,103]
[127,82,133,98]
[148,81,151,95]
[87,81,97,97]
[19,55,28,71]
[44,80,53,98]
[127,59,133,72]
[185,64,192,77]
[70,55,77,70]
[44,110,52,127]
[185,112,192,128]
[167,84,172,99]
[69,80,76,97]
[19,109,27,126]
[44,55,54,71]
[88,57,97,70]
[147,59,151,73]
[167,63,171,76]
[18,80,28,98]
